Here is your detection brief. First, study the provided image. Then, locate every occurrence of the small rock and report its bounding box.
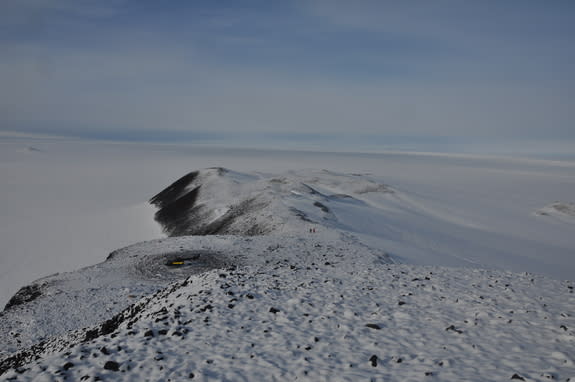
[445,325,463,334]
[369,355,378,367]
[269,307,280,314]
[511,374,525,381]
[85,329,99,341]
[365,323,382,330]
[104,361,120,371]
[62,362,74,370]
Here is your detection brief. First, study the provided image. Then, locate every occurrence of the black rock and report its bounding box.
[103,361,120,371]
[369,355,378,367]
[4,284,43,310]
[445,325,463,334]
[84,329,99,341]
[365,323,382,330]
[511,374,525,381]
[269,307,280,314]
[62,362,74,370]
[313,201,330,213]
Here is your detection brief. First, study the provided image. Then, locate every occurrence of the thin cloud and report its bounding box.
[0,1,574,153]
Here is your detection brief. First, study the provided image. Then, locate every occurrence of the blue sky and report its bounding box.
[1,0,574,153]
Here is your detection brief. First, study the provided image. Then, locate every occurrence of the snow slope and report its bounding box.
[2,139,575,308]
[148,167,575,279]
[1,166,575,381]
[1,234,573,381]
[0,237,236,357]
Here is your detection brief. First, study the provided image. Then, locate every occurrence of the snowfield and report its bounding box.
[1,141,575,381]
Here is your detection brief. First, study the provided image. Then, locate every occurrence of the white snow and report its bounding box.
[1,138,575,381]
[1,138,574,305]
[1,234,574,381]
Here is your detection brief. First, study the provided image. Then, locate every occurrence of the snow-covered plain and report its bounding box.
[1,138,574,381]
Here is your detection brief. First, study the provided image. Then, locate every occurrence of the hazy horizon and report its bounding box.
[1,1,574,156]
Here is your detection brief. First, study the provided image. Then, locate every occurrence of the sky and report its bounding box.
[1,0,574,154]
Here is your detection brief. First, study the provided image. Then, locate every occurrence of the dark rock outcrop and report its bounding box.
[149,169,272,237]
[4,285,43,311]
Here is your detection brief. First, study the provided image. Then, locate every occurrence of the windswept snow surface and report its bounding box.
[146,166,575,280]
[1,138,574,309]
[0,237,237,357]
[1,234,574,381]
[1,140,575,380]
